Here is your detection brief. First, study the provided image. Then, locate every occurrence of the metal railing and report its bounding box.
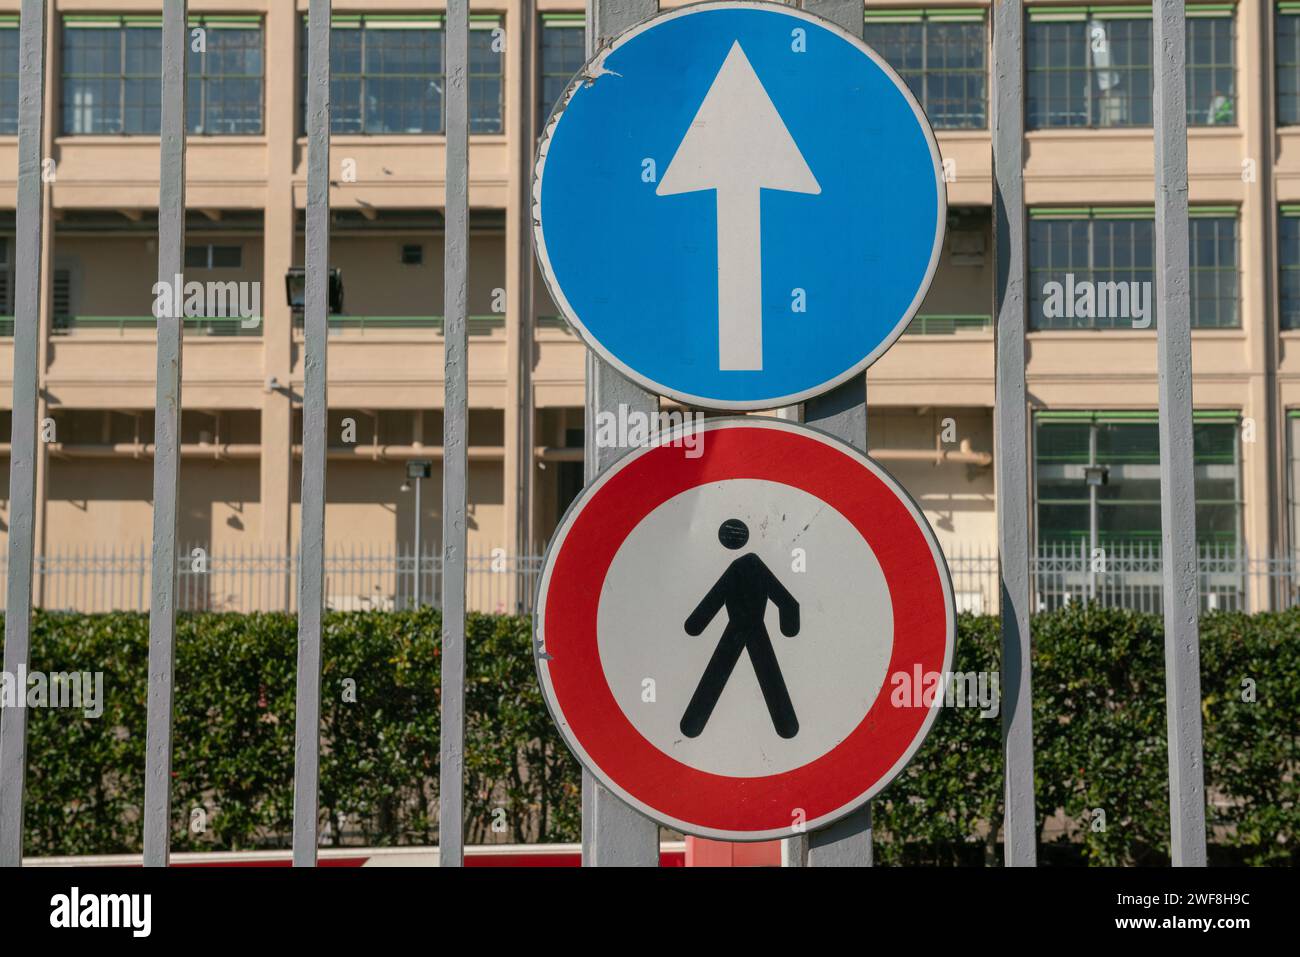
[50,316,263,336]
[3,546,542,616]
[289,315,505,335]
[903,313,993,335]
[5,543,1297,618]
[951,541,1300,616]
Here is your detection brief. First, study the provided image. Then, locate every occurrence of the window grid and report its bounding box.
[188,26,263,135]
[1190,217,1239,328]
[0,25,18,136]
[469,29,503,133]
[62,20,264,135]
[1187,16,1234,126]
[1027,13,1231,130]
[1280,214,1300,329]
[539,22,585,130]
[865,16,987,130]
[1028,17,1154,129]
[1035,416,1242,547]
[299,19,503,135]
[1029,211,1238,331]
[1280,11,1300,124]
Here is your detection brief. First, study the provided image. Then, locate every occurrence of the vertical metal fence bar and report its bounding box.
[142,0,187,868]
[440,0,469,868]
[293,0,331,868]
[0,0,45,868]
[798,0,872,869]
[581,0,662,869]
[992,0,1037,866]
[1153,0,1208,867]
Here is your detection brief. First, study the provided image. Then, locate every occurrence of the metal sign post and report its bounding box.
[440,0,470,868]
[578,0,663,868]
[1152,0,1208,867]
[799,0,872,871]
[991,0,1038,868]
[0,0,46,869]
[143,0,188,869]
[292,0,331,868]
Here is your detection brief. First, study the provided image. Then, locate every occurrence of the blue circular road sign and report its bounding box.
[533,1,947,411]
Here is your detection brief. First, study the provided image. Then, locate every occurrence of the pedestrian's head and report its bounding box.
[718,519,749,549]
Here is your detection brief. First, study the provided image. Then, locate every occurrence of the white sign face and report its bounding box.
[597,479,894,778]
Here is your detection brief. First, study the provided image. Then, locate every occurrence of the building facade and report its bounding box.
[0,0,1292,613]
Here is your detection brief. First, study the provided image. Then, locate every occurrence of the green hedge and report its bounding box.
[15,606,1299,863]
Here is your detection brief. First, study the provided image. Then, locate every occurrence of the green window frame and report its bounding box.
[61,16,162,135]
[1028,206,1239,330]
[1278,205,1300,328]
[187,17,264,135]
[538,14,585,130]
[1279,3,1300,124]
[61,15,265,136]
[298,15,503,136]
[1034,410,1242,549]
[0,17,17,136]
[1027,6,1236,130]
[864,9,987,130]
[1187,7,1236,126]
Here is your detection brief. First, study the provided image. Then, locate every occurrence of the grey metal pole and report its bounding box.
[516,0,536,600]
[1153,0,1208,867]
[0,0,46,869]
[580,0,661,869]
[143,0,188,868]
[414,476,421,608]
[440,0,470,868]
[792,0,872,870]
[293,0,331,868]
[992,0,1038,866]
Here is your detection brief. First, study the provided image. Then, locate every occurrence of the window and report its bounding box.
[61,16,264,135]
[1280,4,1300,124]
[187,19,263,134]
[185,244,242,269]
[0,18,18,135]
[1028,7,1237,130]
[62,18,162,134]
[0,236,10,316]
[300,15,503,135]
[1028,207,1239,330]
[539,16,585,130]
[1027,10,1152,129]
[469,23,504,133]
[1035,411,1241,548]
[1287,411,1300,556]
[52,268,72,325]
[1187,10,1235,126]
[864,10,986,130]
[1278,207,1300,328]
[1190,214,1239,328]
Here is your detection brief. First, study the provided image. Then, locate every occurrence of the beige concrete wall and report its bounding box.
[869,409,996,555]
[43,457,261,551]
[294,232,505,317]
[57,233,265,318]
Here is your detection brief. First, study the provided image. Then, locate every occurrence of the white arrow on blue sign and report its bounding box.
[533,1,948,411]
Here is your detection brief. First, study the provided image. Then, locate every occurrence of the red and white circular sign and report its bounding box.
[534,417,955,841]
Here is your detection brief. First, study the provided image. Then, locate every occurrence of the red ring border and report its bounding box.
[538,419,953,837]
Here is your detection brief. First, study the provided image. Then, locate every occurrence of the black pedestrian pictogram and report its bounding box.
[681,519,800,739]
